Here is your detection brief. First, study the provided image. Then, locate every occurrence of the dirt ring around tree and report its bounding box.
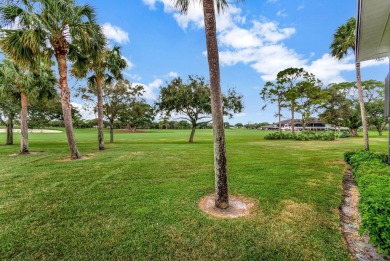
[199,194,255,219]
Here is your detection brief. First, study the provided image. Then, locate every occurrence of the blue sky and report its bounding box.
[8,0,390,124]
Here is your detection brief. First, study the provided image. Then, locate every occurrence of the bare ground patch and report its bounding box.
[199,194,255,219]
[9,151,44,157]
[339,168,389,261]
[55,154,95,162]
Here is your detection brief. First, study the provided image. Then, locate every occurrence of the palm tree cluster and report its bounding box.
[0,0,243,209]
[0,0,126,158]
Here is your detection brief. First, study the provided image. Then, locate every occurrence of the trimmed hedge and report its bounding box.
[345,151,390,254]
[264,131,337,141]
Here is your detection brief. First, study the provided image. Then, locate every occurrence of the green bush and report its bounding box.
[339,131,350,138]
[264,131,336,141]
[345,151,390,254]
[264,132,296,140]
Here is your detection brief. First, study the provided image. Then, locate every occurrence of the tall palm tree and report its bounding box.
[0,0,106,159]
[174,0,243,209]
[0,59,56,154]
[72,46,127,150]
[1,59,33,154]
[331,17,369,151]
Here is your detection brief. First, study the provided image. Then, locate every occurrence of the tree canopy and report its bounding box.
[155,75,243,142]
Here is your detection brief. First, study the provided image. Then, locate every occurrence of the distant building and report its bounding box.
[259,119,348,131]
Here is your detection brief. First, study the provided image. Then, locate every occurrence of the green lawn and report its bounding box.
[0,129,387,260]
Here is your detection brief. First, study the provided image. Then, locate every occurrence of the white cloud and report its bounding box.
[277,10,287,17]
[143,1,387,85]
[121,56,134,69]
[304,54,355,84]
[234,112,246,118]
[252,21,296,43]
[219,27,262,49]
[167,71,179,78]
[102,23,130,44]
[361,58,389,68]
[71,102,95,119]
[124,72,142,81]
[135,79,163,100]
[142,0,158,9]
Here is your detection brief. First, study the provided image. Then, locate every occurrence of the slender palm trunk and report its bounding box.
[355,62,369,151]
[203,0,229,209]
[20,92,29,154]
[189,123,197,143]
[6,117,13,145]
[96,76,105,150]
[56,53,81,159]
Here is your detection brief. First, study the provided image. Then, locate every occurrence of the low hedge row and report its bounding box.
[345,151,390,254]
[264,131,337,141]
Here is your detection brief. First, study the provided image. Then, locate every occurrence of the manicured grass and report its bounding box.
[0,129,387,260]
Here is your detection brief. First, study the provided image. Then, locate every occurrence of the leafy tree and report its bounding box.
[366,100,387,136]
[295,77,329,129]
[362,80,386,135]
[261,81,286,134]
[174,0,244,209]
[118,100,154,131]
[78,79,144,143]
[28,92,61,128]
[235,123,243,128]
[155,75,243,143]
[72,46,127,150]
[320,83,361,136]
[274,68,313,133]
[331,17,369,150]
[0,0,106,159]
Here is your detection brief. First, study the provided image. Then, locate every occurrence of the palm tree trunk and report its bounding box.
[20,92,29,154]
[355,62,369,151]
[189,123,197,143]
[6,117,13,145]
[56,53,81,159]
[96,76,105,150]
[202,0,229,209]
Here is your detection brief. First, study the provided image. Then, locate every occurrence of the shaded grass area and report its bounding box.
[0,129,387,260]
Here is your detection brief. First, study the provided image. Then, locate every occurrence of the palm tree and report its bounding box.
[0,59,56,154]
[331,17,369,150]
[0,0,106,159]
[174,0,243,209]
[72,46,127,150]
[1,59,34,154]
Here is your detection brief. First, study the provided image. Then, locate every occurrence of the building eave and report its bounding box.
[356,0,390,62]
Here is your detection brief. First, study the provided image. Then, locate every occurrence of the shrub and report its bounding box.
[345,151,390,254]
[264,131,336,141]
[339,131,350,138]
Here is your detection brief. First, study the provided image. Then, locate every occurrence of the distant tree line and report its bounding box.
[260,67,385,137]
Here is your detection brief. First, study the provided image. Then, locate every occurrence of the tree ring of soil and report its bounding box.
[199,194,255,219]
